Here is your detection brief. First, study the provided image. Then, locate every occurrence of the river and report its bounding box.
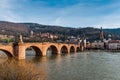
[0,51,120,80]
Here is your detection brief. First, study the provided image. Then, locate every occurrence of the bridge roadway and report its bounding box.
[0,42,80,60]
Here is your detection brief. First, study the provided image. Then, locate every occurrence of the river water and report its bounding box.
[0,51,120,80]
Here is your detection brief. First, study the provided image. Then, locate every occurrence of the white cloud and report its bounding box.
[52,17,63,25]
[0,0,120,29]
[48,0,120,28]
[0,0,22,22]
[0,0,11,9]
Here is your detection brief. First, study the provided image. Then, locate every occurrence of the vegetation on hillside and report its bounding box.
[0,21,120,42]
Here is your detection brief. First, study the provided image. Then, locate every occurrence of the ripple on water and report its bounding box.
[0,51,120,80]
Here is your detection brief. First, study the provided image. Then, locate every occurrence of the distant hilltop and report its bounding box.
[0,21,120,41]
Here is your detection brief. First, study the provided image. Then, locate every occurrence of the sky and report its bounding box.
[0,0,120,28]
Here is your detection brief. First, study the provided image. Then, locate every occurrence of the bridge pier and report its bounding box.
[74,48,77,53]
[41,43,46,56]
[42,50,47,56]
[58,50,61,55]
[67,47,70,54]
[17,43,26,59]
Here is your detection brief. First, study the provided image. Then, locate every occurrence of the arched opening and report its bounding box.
[70,46,75,53]
[61,46,68,54]
[25,46,42,59]
[76,47,80,52]
[46,45,58,56]
[0,49,13,63]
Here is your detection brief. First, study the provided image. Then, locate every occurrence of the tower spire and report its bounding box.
[100,27,104,41]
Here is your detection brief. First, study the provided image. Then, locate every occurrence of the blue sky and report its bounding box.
[0,0,120,28]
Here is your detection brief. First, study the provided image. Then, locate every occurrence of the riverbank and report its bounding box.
[86,49,120,52]
[104,50,120,52]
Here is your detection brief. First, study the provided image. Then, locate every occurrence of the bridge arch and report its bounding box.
[76,47,80,52]
[60,45,68,54]
[0,49,13,58]
[46,45,58,55]
[25,46,42,56]
[70,46,75,53]
[17,42,81,59]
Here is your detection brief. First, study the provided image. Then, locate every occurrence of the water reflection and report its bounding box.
[0,59,47,80]
[0,51,120,80]
[0,51,8,63]
[32,56,43,63]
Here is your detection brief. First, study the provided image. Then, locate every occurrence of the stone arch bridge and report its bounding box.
[0,42,80,59]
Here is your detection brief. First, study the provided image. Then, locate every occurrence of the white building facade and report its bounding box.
[108,40,120,50]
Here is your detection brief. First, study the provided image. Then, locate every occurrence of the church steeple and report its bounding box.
[100,27,104,41]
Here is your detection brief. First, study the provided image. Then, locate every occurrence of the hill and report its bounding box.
[0,21,29,35]
[104,28,120,39]
[0,21,120,41]
[23,23,101,40]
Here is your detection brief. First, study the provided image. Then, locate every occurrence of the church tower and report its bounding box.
[100,27,104,41]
